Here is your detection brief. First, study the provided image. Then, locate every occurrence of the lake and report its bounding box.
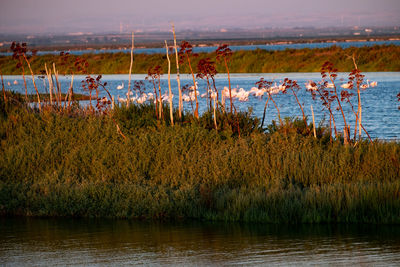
[3,72,400,140]
[1,217,400,266]
[0,40,399,56]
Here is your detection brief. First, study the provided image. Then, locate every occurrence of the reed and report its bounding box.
[311,105,316,138]
[127,32,134,107]
[179,41,199,118]
[0,70,5,103]
[22,53,41,111]
[171,22,183,119]
[216,44,233,114]
[165,40,174,126]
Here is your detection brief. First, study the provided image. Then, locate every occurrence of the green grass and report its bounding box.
[1,45,399,75]
[0,94,399,223]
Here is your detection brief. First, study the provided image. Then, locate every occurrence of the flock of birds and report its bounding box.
[115,79,378,105]
[4,78,377,105]
[6,80,19,86]
[305,79,377,91]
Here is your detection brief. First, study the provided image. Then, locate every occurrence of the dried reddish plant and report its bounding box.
[216,44,233,114]
[179,41,199,118]
[339,78,372,142]
[133,80,145,97]
[81,74,125,138]
[197,58,217,111]
[181,83,194,114]
[321,61,350,143]
[307,79,337,139]
[256,78,282,127]
[282,78,306,123]
[397,92,400,110]
[146,65,163,120]
[197,57,219,129]
[81,75,112,113]
[11,42,40,106]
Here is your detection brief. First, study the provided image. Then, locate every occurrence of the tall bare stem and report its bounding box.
[23,54,41,111]
[165,40,174,126]
[171,22,182,119]
[1,70,6,102]
[127,32,134,107]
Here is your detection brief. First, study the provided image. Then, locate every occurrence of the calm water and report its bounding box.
[4,72,400,140]
[0,40,399,56]
[1,218,400,266]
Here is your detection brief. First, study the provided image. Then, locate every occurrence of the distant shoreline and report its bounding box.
[1,44,399,75]
[1,35,399,53]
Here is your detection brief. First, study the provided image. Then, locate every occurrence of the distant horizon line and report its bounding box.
[1,25,399,36]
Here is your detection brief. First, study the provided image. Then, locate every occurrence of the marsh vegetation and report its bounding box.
[1,34,399,223]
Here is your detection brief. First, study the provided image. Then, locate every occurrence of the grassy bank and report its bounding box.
[1,94,399,223]
[1,45,400,75]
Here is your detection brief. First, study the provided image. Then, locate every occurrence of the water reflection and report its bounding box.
[1,217,400,266]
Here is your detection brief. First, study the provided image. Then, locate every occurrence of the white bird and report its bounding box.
[305,81,317,90]
[7,81,11,86]
[361,80,370,89]
[136,94,148,104]
[99,97,108,103]
[147,93,154,100]
[326,82,335,88]
[236,88,249,101]
[116,82,124,90]
[255,89,265,97]
[13,80,18,85]
[182,94,191,102]
[118,96,127,103]
[161,91,173,102]
[370,81,378,87]
[341,82,352,89]
[270,82,279,90]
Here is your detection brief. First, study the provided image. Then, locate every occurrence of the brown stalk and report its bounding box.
[344,94,372,143]
[213,93,217,130]
[269,93,283,125]
[127,32,134,107]
[329,75,349,144]
[1,70,6,102]
[157,75,163,120]
[45,64,54,105]
[352,55,362,139]
[165,40,174,126]
[186,54,198,118]
[314,87,338,137]
[260,94,270,129]
[22,54,41,111]
[19,58,28,102]
[68,74,74,109]
[53,63,61,108]
[291,88,306,122]
[311,105,316,138]
[224,58,233,114]
[171,22,182,119]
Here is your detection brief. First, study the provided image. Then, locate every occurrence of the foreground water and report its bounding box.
[1,218,399,266]
[3,72,400,139]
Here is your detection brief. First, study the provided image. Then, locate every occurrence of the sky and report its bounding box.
[0,0,399,34]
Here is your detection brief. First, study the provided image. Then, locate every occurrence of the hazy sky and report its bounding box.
[1,0,399,34]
